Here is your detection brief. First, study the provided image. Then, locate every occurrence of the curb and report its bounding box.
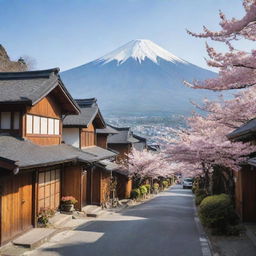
[193,199,214,256]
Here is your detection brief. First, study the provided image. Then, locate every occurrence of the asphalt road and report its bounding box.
[29,185,206,256]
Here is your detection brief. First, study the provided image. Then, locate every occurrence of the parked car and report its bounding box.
[183,178,193,189]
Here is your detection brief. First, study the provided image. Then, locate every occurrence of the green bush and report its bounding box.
[139,185,148,195]
[145,184,151,194]
[153,183,159,190]
[195,189,207,206]
[199,194,236,233]
[162,180,169,188]
[130,189,140,199]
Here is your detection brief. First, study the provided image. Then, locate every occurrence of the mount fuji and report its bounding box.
[61,39,217,115]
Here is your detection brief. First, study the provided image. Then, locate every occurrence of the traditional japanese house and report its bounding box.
[227,119,256,222]
[107,126,147,199]
[62,98,118,206]
[0,68,98,245]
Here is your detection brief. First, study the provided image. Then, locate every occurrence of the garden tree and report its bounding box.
[0,44,31,71]
[186,0,256,90]
[121,148,174,188]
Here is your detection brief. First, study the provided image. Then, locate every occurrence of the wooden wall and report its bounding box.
[81,123,96,147]
[24,94,62,146]
[62,166,83,210]
[100,169,111,204]
[0,172,33,245]
[114,173,132,199]
[97,134,108,149]
[108,144,131,163]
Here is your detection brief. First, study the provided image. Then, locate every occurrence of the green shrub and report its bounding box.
[145,184,151,194]
[139,185,148,195]
[225,225,244,236]
[199,194,236,233]
[153,183,159,190]
[195,189,207,205]
[130,189,140,199]
[162,180,169,188]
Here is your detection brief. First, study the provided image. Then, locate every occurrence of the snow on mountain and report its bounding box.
[98,39,187,65]
[61,39,217,115]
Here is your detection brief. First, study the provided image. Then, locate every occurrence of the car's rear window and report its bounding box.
[184,178,193,182]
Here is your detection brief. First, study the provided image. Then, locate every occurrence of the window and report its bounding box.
[54,119,59,135]
[26,115,33,134]
[26,114,60,135]
[41,117,48,134]
[1,112,11,129]
[48,118,54,135]
[33,116,40,134]
[13,112,20,130]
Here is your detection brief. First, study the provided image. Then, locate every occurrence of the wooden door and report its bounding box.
[1,173,33,244]
[81,171,87,207]
[38,169,60,213]
[92,168,101,205]
[242,167,256,221]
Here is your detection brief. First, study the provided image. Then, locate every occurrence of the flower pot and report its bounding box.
[61,203,74,212]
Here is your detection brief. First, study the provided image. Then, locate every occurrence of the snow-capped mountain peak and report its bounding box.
[98,39,187,65]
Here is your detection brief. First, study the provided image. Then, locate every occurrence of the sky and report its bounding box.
[0,0,250,71]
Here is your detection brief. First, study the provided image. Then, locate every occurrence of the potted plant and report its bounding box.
[37,207,55,227]
[61,196,78,212]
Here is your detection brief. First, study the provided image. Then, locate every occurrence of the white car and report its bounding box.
[183,178,193,189]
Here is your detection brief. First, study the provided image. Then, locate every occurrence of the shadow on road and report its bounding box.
[38,187,202,256]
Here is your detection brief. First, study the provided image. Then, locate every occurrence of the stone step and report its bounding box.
[82,205,99,214]
[49,213,73,227]
[87,209,106,218]
[12,228,56,249]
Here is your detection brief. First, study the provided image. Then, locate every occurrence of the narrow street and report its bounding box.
[27,186,209,256]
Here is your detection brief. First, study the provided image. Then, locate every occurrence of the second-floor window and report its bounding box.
[26,114,60,135]
[0,111,20,130]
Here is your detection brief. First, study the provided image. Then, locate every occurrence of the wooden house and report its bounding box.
[0,69,97,245]
[227,119,256,222]
[62,98,118,207]
[107,126,147,199]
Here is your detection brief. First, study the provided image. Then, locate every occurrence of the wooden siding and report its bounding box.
[62,166,83,210]
[0,172,33,245]
[86,167,101,205]
[108,144,131,163]
[25,95,62,145]
[100,169,111,204]
[241,166,256,221]
[27,95,62,118]
[81,123,96,147]
[114,173,132,199]
[97,134,108,149]
[38,169,60,213]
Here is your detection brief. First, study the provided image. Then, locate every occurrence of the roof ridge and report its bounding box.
[0,68,59,80]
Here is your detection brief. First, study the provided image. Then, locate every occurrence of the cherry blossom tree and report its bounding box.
[120,148,174,187]
[186,0,256,90]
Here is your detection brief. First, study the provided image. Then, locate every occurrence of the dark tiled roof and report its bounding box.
[0,68,80,114]
[107,125,142,144]
[63,98,105,128]
[98,160,129,176]
[0,134,97,169]
[82,146,117,160]
[227,119,256,141]
[96,125,119,134]
[248,157,256,167]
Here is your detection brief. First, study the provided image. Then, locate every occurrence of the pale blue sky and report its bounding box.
[0,0,248,71]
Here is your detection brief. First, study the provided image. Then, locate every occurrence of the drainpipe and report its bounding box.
[91,165,95,204]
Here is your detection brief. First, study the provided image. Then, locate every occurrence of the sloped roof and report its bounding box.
[96,125,119,134]
[0,68,80,114]
[0,134,97,170]
[107,125,143,144]
[63,98,105,128]
[227,118,256,141]
[98,159,129,176]
[247,157,256,167]
[82,146,117,161]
